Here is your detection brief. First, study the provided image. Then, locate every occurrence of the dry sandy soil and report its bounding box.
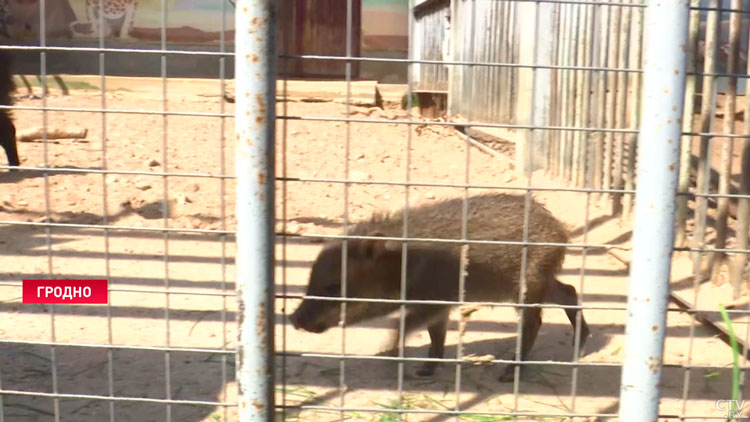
[0,77,748,422]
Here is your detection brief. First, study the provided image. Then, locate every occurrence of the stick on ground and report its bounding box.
[17,127,88,143]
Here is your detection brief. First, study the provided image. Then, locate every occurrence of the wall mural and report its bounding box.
[0,0,236,44]
[362,0,407,52]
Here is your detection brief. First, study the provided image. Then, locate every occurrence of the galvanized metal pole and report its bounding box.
[235,1,275,421]
[617,0,688,418]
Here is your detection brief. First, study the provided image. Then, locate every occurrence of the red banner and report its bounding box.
[23,279,109,304]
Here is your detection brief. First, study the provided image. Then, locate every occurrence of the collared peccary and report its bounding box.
[0,48,19,169]
[289,192,590,381]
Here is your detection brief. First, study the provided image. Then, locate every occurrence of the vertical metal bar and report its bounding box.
[460,4,469,118]
[587,5,601,188]
[495,2,503,121]
[491,2,502,123]
[502,2,511,122]
[559,4,571,180]
[492,1,502,123]
[460,3,470,119]
[714,2,741,296]
[603,4,621,203]
[449,0,461,117]
[158,1,172,420]
[482,2,491,123]
[456,1,477,417]
[550,3,562,177]
[509,4,519,123]
[411,13,419,93]
[680,5,718,413]
[733,3,750,406]
[564,5,579,182]
[477,1,487,123]
[38,0,59,419]
[219,1,230,421]
[530,1,554,176]
[617,0,688,417]
[396,2,416,420]
[624,0,644,219]
[569,9,595,410]
[674,0,701,245]
[572,5,586,187]
[612,2,631,215]
[234,0,275,420]
[577,5,594,188]
[540,1,555,174]
[513,0,546,409]
[96,0,115,419]
[0,364,3,422]
[570,188,593,412]
[692,0,720,277]
[339,0,354,420]
[732,9,750,318]
[593,4,610,198]
[582,5,599,190]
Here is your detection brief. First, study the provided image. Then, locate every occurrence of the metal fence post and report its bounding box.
[235,0,276,421]
[617,0,688,419]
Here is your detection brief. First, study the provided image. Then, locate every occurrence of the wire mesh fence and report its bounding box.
[1,0,750,421]
[0,0,238,421]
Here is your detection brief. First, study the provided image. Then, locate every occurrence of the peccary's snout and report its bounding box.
[289,309,301,330]
[289,302,330,333]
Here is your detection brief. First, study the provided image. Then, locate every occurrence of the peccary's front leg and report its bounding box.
[546,278,591,357]
[499,306,542,382]
[383,305,449,360]
[415,311,449,376]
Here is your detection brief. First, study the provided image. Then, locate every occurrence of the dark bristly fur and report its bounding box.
[0,48,19,168]
[289,192,591,382]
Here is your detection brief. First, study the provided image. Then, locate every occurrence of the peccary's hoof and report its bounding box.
[575,329,591,357]
[498,364,521,383]
[415,362,438,377]
[576,341,588,358]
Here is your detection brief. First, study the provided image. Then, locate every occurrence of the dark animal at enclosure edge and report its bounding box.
[0,49,19,170]
[289,192,591,382]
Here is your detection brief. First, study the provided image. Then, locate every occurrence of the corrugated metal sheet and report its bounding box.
[412,0,450,92]
[447,0,519,122]
[411,0,647,198]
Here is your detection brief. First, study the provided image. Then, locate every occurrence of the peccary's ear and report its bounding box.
[359,232,387,260]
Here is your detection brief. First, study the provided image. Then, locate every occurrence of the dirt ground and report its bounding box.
[0,77,747,422]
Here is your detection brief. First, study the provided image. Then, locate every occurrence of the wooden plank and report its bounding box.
[613,249,750,358]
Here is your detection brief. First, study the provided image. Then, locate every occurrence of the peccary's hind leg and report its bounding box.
[546,278,590,356]
[0,112,18,169]
[499,307,542,382]
[415,309,449,377]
